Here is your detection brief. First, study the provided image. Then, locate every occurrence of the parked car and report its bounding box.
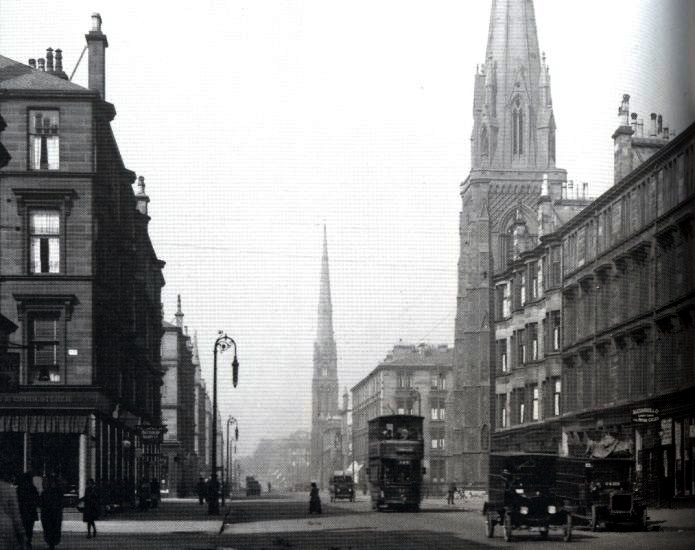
[484,453,572,542]
[329,474,355,502]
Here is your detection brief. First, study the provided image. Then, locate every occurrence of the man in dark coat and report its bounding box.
[150,478,161,508]
[40,476,63,550]
[80,478,100,538]
[196,478,206,505]
[16,472,39,548]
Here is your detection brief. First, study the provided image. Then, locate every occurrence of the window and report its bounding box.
[29,315,61,383]
[550,247,561,287]
[29,110,59,170]
[497,338,508,373]
[30,210,60,273]
[531,385,539,420]
[517,329,526,365]
[321,367,328,377]
[528,323,539,361]
[551,311,561,351]
[497,393,508,428]
[431,427,445,450]
[553,378,561,416]
[431,373,446,390]
[520,271,527,305]
[431,399,446,421]
[512,96,524,156]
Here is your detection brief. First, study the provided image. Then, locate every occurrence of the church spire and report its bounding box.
[472,0,556,170]
[316,224,334,342]
[174,294,184,329]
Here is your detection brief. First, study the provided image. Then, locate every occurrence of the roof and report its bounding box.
[379,345,453,368]
[0,54,92,93]
[162,320,178,329]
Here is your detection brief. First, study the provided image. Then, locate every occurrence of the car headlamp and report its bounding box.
[547,505,557,514]
[520,506,529,515]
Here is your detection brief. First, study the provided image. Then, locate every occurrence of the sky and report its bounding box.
[1,0,692,456]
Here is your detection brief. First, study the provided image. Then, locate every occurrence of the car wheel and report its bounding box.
[503,513,513,542]
[485,514,495,538]
[563,513,573,542]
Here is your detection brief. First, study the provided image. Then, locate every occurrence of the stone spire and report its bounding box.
[174,294,184,329]
[472,0,556,170]
[316,224,334,342]
[192,330,200,366]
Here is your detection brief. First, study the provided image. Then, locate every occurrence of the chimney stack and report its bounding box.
[37,58,45,71]
[53,49,67,79]
[28,58,36,69]
[650,113,658,137]
[637,118,644,137]
[85,13,108,98]
[46,48,54,72]
[135,175,150,216]
[618,94,630,126]
[631,112,638,133]
[657,114,663,136]
[663,127,669,141]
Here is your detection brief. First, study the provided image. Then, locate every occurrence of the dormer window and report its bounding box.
[511,97,523,156]
[29,110,60,170]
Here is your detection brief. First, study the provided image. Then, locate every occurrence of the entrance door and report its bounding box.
[30,433,79,492]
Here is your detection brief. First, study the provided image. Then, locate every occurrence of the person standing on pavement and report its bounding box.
[0,473,25,549]
[80,478,100,538]
[16,472,39,548]
[40,475,63,550]
[447,482,457,505]
[150,478,161,508]
[138,478,151,510]
[196,477,206,505]
[308,482,322,514]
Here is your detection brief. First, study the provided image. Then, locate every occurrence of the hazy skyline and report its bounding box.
[1,0,692,456]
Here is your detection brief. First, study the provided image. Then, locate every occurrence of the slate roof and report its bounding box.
[162,320,178,329]
[0,54,91,93]
[380,346,453,368]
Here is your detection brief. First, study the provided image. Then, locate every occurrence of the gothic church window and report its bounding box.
[480,126,489,157]
[512,96,524,156]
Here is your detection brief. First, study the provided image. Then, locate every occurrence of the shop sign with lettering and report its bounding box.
[661,418,673,445]
[137,425,167,442]
[632,407,659,423]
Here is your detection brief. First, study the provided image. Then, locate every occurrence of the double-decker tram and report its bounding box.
[367,414,424,511]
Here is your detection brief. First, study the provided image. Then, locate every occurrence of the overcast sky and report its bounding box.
[1,0,692,456]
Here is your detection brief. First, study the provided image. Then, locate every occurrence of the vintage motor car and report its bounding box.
[329,474,355,502]
[484,453,572,542]
[556,456,648,531]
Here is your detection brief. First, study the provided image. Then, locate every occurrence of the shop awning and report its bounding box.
[0,414,89,433]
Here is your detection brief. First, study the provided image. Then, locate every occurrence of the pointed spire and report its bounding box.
[175,294,184,329]
[316,225,334,342]
[192,330,200,365]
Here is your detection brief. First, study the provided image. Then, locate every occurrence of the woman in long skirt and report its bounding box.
[308,482,322,514]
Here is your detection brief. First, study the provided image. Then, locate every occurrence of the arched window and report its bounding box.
[512,96,524,156]
[480,126,489,157]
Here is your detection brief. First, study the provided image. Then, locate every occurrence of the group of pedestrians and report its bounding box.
[0,472,101,549]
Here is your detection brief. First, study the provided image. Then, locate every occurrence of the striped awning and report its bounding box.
[0,414,89,433]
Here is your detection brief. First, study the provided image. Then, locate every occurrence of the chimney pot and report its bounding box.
[657,114,663,135]
[618,94,630,126]
[650,113,657,137]
[37,58,45,71]
[91,13,102,32]
[28,58,36,69]
[54,49,63,72]
[46,48,54,72]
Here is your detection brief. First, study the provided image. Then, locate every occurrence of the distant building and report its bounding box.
[0,14,165,503]
[310,226,341,487]
[352,343,454,495]
[160,296,197,496]
[250,431,311,491]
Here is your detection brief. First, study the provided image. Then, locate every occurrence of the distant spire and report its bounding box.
[175,294,184,329]
[192,330,200,365]
[316,225,334,341]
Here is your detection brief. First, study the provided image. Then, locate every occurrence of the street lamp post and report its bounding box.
[209,332,239,515]
[224,416,238,507]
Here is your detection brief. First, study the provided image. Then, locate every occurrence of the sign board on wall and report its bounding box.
[632,407,659,423]
[661,418,673,445]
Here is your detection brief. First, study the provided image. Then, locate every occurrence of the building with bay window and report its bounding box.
[0,14,165,505]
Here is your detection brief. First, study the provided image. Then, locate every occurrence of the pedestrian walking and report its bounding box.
[196,478,206,505]
[79,478,100,538]
[138,478,151,510]
[308,482,322,514]
[447,482,457,505]
[0,474,25,549]
[40,475,63,550]
[267,481,271,494]
[16,472,39,548]
[150,478,160,508]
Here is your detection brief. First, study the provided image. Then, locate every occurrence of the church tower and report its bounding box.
[310,226,340,484]
[448,0,567,488]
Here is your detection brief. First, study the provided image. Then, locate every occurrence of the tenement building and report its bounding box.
[491,94,695,504]
[352,343,454,495]
[0,14,165,505]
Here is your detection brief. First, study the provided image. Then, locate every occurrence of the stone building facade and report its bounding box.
[451,0,568,488]
[352,343,454,495]
[490,95,695,504]
[0,14,165,504]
